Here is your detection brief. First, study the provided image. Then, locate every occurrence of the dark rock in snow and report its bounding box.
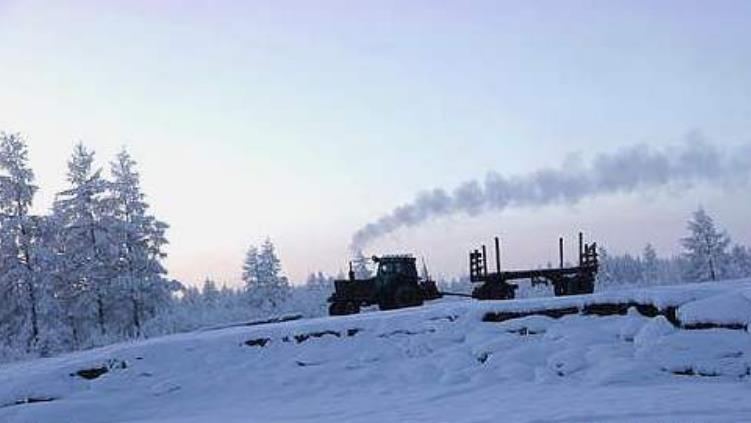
[73,366,109,380]
[244,338,271,347]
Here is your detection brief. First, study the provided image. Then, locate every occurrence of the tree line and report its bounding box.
[597,208,751,289]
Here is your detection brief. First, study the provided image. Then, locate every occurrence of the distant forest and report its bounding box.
[1,132,750,363]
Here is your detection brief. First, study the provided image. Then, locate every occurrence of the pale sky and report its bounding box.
[1,1,750,286]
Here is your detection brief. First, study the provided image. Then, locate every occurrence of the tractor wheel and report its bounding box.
[329,302,346,316]
[552,278,566,296]
[344,301,361,315]
[392,285,424,309]
[329,301,360,316]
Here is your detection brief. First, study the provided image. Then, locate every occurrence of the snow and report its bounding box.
[677,287,751,327]
[2,280,751,423]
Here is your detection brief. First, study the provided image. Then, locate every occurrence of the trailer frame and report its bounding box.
[469,232,598,300]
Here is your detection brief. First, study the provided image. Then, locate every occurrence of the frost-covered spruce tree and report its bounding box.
[619,254,644,286]
[257,238,291,308]
[0,133,63,353]
[595,246,644,289]
[641,243,661,285]
[681,208,731,282]
[243,239,290,313]
[242,244,260,308]
[305,271,332,290]
[201,278,220,308]
[107,149,171,337]
[293,271,333,317]
[30,214,72,355]
[729,245,751,279]
[52,143,112,343]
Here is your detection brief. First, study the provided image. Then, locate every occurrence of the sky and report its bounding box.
[1,0,750,286]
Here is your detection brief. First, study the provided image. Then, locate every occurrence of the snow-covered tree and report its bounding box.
[728,245,751,279]
[242,245,260,305]
[291,271,334,317]
[201,278,220,308]
[641,243,660,284]
[261,238,291,305]
[596,246,644,289]
[243,238,290,313]
[107,149,171,337]
[52,143,113,342]
[681,208,731,282]
[0,133,61,353]
[30,214,71,355]
[438,274,472,295]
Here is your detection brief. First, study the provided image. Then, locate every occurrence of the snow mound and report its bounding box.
[2,280,751,423]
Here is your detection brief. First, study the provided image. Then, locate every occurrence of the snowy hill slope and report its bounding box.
[2,280,751,423]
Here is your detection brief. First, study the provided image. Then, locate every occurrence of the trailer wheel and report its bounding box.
[577,278,595,294]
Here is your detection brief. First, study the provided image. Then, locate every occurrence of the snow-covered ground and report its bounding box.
[2,280,751,423]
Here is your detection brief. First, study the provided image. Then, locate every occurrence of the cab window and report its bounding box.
[379,263,394,275]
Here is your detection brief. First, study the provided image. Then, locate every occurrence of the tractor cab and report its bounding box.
[374,255,418,280]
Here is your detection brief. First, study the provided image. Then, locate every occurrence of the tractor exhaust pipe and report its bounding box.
[494,236,501,273]
[559,237,564,268]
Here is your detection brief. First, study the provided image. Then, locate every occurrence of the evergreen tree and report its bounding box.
[305,272,320,288]
[257,238,290,308]
[31,214,71,354]
[296,271,333,317]
[641,243,660,284]
[303,271,333,295]
[681,208,731,282]
[615,253,643,286]
[596,246,645,289]
[304,272,327,290]
[243,239,290,313]
[314,271,333,289]
[0,133,65,354]
[0,133,42,351]
[107,149,171,337]
[52,143,112,342]
[201,278,220,308]
[729,245,751,279]
[242,245,260,307]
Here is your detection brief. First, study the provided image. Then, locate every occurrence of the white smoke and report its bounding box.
[351,136,751,250]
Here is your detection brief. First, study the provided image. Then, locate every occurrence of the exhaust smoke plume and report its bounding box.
[351,137,751,250]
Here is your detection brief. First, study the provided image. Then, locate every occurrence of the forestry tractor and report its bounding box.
[328,233,599,316]
[328,255,441,315]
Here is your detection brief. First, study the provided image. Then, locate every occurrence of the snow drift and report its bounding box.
[2,279,751,423]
